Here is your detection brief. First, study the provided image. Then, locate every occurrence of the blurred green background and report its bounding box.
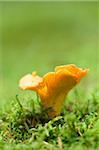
[0,2,99,111]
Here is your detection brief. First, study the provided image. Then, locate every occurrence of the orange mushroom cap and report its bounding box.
[19,64,88,118]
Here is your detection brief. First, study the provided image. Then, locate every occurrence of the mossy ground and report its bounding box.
[0,88,99,150]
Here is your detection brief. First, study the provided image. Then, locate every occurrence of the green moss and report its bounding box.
[0,90,99,150]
